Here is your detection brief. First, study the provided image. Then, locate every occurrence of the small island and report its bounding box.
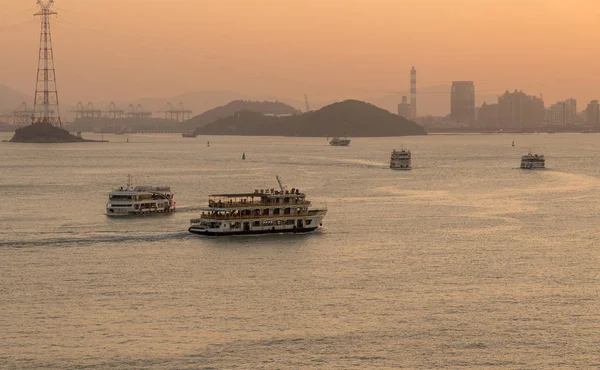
[9,122,105,143]
[194,99,428,137]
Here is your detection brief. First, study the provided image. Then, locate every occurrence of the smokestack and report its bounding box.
[410,67,417,119]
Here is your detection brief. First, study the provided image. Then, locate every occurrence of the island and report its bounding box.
[194,100,427,137]
[9,122,106,143]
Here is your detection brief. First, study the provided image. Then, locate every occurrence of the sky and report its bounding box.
[0,0,599,111]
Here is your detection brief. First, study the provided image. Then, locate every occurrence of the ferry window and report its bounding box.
[274,209,280,215]
[263,209,269,215]
[253,221,260,227]
[285,219,295,225]
[284,208,291,215]
[306,220,312,225]
[284,197,290,203]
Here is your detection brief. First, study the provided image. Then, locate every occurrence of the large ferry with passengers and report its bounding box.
[106,175,176,217]
[520,152,545,169]
[390,149,412,170]
[188,176,327,236]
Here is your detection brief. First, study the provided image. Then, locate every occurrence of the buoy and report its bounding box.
[207,141,210,147]
[242,152,246,160]
[512,141,514,147]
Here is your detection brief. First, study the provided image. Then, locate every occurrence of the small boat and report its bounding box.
[106,175,176,217]
[188,176,327,236]
[242,152,246,160]
[207,141,210,147]
[512,141,514,147]
[329,137,351,146]
[390,149,411,170]
[520,152,545,169]
[182,131,197,138]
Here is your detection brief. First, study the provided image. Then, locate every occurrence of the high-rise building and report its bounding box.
[585,100,600,127]
[549,101,566,126]
[450,81,475,125]
[397,96,411,120]
[565,98,577,124]
[410,67,417,119]
[497,90,545,130]
[478,102,499,129]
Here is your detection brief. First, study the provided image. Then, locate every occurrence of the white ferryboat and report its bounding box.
[189,176,327,236]
[329,137,351,146]
[106,175,176,217]
[390,149,411,170]
[521,152,545,169]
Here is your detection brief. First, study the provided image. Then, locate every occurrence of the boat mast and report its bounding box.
[276,175,286,193]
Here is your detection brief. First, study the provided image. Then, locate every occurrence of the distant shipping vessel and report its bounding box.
[521,152,545,169]
[390,149,412,170]
[106,175,176,216]
[188,176,327,236]
[329,137,351,146]
[182,131,197,138]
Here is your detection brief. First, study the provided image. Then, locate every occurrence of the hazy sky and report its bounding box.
[0,0,598,107]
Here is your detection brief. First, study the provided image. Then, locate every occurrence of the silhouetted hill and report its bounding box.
[0,85,31,114]
[9,123,101,143]
[196,100,427,137]
[181,100,300,131]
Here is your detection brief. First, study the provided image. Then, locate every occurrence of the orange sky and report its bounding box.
[0,0,599,110]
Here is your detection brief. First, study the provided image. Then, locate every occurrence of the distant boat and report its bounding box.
[207,141,210,147]
[390,149,411,170]
[242,152,246,160]
[512,141,514,147]
[547,130,555,134]
[182,131,197,138]
[329,137,351,146]
[521,152,545,169]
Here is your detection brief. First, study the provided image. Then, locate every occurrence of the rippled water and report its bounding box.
[1,132,600,369]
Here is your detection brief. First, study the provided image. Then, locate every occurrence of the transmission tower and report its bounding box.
[32,0,62,128]
[304,94,310,112]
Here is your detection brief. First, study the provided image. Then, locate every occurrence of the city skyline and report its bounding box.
[0,0,598,108]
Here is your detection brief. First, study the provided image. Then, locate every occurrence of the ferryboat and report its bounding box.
[390,149,411,170]
[188,176,327,236]
[521,152,545,169]
[329,137,351,146]
[182,131,197,138]
[106,175,176,217]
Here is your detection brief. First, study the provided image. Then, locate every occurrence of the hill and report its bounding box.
[180,100,301,131]
[195,100,427,137]
[9,123,102,143]
[0,85,31,114]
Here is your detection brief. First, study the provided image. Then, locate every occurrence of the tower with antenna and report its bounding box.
[32,0,62,128]
[410,67,417,119]
[304,94,311,113]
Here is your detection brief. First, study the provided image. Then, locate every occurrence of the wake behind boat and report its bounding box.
[188,176,327,236]
[106,175,176,217]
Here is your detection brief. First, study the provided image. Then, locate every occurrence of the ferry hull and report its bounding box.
[106,209,175,217]
[188,226,319,236]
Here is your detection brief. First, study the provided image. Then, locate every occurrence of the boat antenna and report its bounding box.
[276,175,286,193]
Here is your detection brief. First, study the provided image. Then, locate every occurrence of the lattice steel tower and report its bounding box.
[32,0,62,128]
[410,67,417,119]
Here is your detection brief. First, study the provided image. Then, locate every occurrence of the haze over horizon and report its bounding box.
[0,0,599,113]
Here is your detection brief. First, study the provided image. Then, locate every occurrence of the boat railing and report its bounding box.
[208,200,311,208]
[195,210,324,221]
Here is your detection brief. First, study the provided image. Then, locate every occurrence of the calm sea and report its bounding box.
[1,132,599,369]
